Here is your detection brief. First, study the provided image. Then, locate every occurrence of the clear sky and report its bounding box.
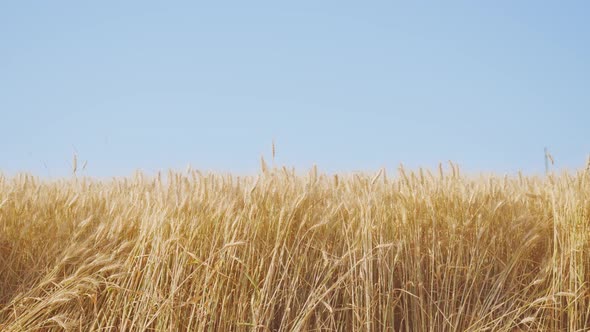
[1,1,589,177]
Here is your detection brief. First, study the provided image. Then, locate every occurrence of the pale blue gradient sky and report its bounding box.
[1,1,589,177]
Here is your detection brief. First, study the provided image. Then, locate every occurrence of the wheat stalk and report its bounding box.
[72,153,78,175]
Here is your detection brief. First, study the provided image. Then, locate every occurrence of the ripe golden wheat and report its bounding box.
[0,165,588,331]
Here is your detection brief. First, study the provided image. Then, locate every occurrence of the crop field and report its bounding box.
[0,163,589,331]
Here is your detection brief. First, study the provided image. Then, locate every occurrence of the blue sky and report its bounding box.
[1,1,589,177]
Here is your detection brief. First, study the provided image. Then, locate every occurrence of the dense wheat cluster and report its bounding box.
[0,163,589,331]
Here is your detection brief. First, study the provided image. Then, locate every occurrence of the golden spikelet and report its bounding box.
[260,155,268,173]
[371,168,383,186]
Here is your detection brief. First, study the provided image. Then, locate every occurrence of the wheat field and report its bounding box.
[0,162,589,331]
